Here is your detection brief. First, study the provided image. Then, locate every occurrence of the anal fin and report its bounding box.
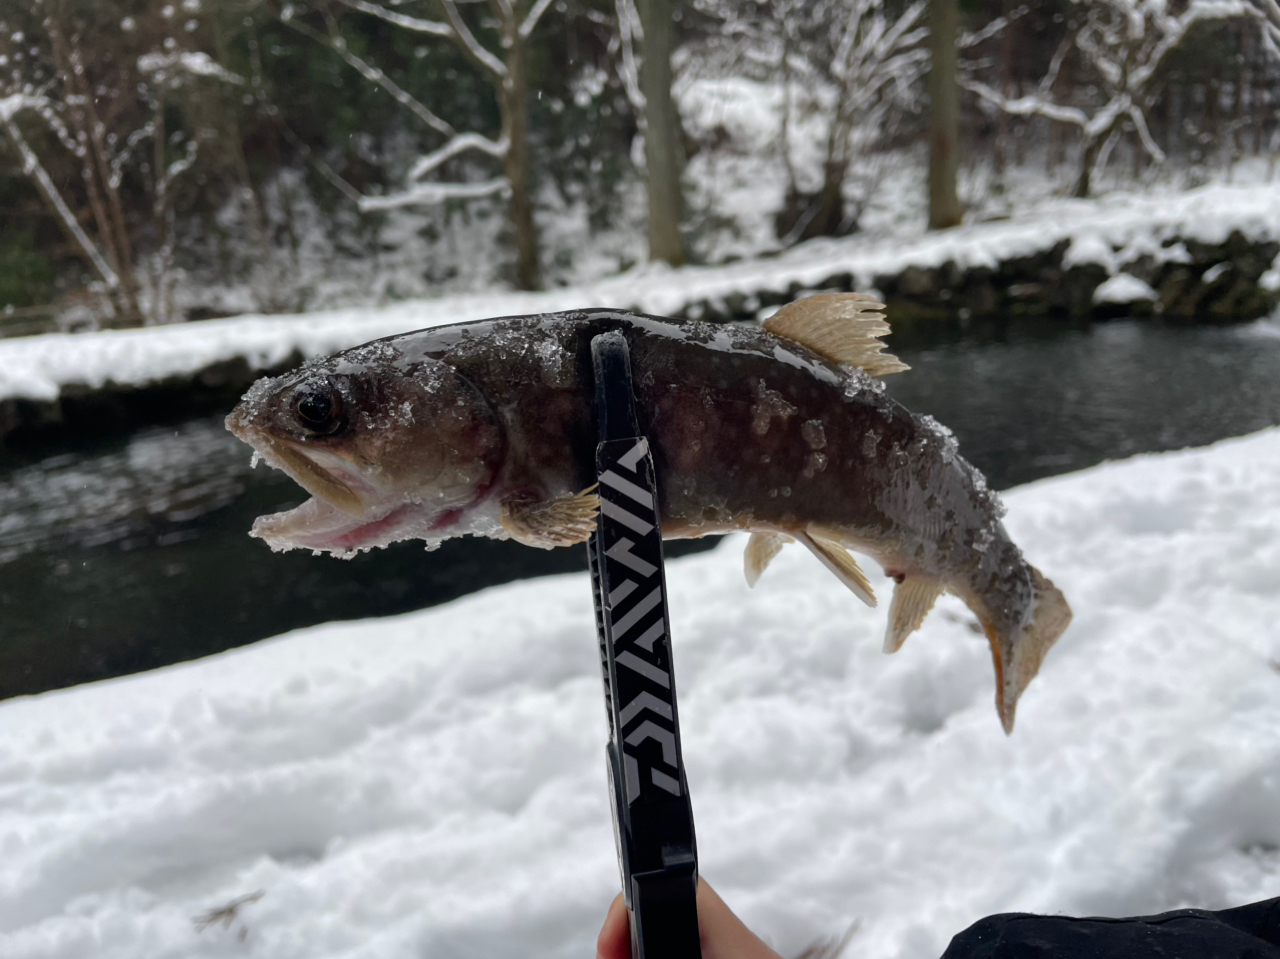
[500,486,600,549]
[743,531,793,587]
[884,576,944,654]
[799,531,876,607]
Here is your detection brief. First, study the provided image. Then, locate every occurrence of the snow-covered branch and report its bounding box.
[0,100,120,289]
[958,5,1027,49]
[137,51,245,85]
[440,1,508,79]
[614,0,646,113]
[1254,0,1280,57]
[519,0,556,40]
[406,131,508,180]
[968,0,1258,196]
[961,78,1090,127]
[333,0,453,35]
[359,177,510,211]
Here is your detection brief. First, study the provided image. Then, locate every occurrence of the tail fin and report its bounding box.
[982,566,1072,735]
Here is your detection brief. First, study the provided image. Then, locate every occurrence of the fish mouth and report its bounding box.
[252,434,369,517]
[232,430,414,555]
[234,430,476,556]
[251,495,433,556]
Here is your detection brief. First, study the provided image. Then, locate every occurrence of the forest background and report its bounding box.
[1,0,1278,332]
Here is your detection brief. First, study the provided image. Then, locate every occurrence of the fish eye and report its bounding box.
[293,385,344,436]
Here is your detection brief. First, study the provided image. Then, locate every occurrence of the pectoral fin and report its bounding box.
[744,531,793,587]
[884,576,944,653]
[764,292,910,377]
[500,486,600,549]
[799,531,876,607]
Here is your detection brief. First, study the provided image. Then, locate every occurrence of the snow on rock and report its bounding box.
[1094,272,1159,304]
[2,429,1279,958]
[5,181,1280,406]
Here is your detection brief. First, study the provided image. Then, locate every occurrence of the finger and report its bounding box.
[697,880,784,959]
[596,892,631,959]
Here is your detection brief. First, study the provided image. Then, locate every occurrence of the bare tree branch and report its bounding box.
[1127,102,1165,162]
[334,0,453,35]
[614,0,646,112]
[519,0,555,39]
[961,77,1090,127]
[280,10,456,136]
[0,97,120,289]
[440,0,508,78]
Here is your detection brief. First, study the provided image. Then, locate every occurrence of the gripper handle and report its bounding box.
[588,330,701,959]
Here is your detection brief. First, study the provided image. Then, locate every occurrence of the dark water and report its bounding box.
[2,319,1279,699]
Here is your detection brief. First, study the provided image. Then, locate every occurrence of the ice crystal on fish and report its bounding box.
[920,414,959,464]
[841,365,886,398]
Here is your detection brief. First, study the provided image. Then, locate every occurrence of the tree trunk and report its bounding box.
[502,33,540,291]
[793,109,853,242]
[927,0,963,229]
[636,0,687,266]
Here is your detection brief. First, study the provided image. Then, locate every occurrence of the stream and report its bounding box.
[2,318,1279,699]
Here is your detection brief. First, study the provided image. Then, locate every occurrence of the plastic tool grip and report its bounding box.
[588,330,701,959]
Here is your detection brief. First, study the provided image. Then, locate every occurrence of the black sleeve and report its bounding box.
[940,896,1280,959]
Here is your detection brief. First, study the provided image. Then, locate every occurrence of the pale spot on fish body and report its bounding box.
[750,380,798,436]
[801,419,826,450]
[803,452,828,479]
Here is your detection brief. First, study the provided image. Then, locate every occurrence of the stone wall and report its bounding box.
[673,229,1280,331]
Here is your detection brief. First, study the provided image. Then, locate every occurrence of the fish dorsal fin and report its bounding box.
[763,292,909,377]
[743,531,793,587]
[884,576,944,654]
[799,531,876,608]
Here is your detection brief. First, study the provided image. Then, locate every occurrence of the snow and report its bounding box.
[0,94,38,123]
[1094,272,1158,304]
[2,429,1279,958]
[5,180,1280,407]
[136,52,244,85]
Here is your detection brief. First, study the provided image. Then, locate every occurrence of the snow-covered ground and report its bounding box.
[4,179,1280,408]
[2,429,1278,959]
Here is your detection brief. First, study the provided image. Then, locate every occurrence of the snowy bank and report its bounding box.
[2,429,1279,958]
[3,181,1280,428]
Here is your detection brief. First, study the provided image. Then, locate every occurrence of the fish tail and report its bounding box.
[977,565,1072,735]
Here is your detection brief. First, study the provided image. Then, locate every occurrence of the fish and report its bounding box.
[225,293,1071,732]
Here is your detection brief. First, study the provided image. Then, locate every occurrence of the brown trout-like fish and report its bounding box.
[225,294,1070,732]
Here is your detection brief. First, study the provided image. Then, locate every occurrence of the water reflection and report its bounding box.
[1,319,1278,698]
[0,420,246,564]
[886,319,1280,488]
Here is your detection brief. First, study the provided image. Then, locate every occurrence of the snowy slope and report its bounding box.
[2,430,1280,959]
[4,180,1280,405]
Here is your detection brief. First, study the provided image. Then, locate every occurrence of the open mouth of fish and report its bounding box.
[243,434,440,555]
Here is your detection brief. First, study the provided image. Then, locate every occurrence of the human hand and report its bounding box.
[596,879,783,959]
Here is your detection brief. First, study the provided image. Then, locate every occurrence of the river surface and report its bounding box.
[3,318,1279,699]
